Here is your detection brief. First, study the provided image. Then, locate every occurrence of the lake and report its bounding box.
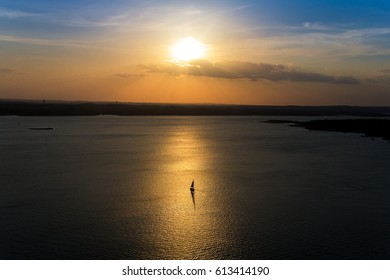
[1,116,390,259]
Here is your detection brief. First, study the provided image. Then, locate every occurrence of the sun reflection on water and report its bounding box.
[137,122,235,259]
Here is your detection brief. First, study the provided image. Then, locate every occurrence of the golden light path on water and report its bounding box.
[137,121,238,259]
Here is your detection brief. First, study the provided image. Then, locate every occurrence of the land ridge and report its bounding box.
[1,100,390,116]
[264,119,390,142]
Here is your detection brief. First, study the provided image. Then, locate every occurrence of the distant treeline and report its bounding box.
[1,100,390,116]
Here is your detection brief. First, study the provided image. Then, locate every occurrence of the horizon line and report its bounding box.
[1,98,390,109]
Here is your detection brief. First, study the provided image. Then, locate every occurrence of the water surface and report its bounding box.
[1,116,390,259]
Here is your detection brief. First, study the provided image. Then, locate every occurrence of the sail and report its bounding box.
[190,180,195,209]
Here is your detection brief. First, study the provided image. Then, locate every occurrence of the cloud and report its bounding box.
[0,34,90,48]
[367,69,390,84]
[114,73,146,78]
[367,76,390,84]
[0,68,14,74]
[0,8,41,19]
[379,69,390,74]
[302,22,334,31]
[140,60,359,84]
[243,24,390,60]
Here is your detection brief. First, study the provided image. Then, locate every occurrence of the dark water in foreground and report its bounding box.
[1,116,390,259]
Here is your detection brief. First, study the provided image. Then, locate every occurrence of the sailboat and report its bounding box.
[190,180,195,209]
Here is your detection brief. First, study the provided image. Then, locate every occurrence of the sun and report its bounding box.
[171,37,205,62]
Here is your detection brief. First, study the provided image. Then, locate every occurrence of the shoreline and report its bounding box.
[264,119,390,142]
[1,101,390,117]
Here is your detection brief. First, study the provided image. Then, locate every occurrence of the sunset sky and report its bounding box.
[1,0,390,105]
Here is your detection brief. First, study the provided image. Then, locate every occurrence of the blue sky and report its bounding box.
[1,0,390,104]
[0,0,388,55]
[2,0,389,36]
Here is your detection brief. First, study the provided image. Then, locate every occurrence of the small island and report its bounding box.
[264,119,390,142]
